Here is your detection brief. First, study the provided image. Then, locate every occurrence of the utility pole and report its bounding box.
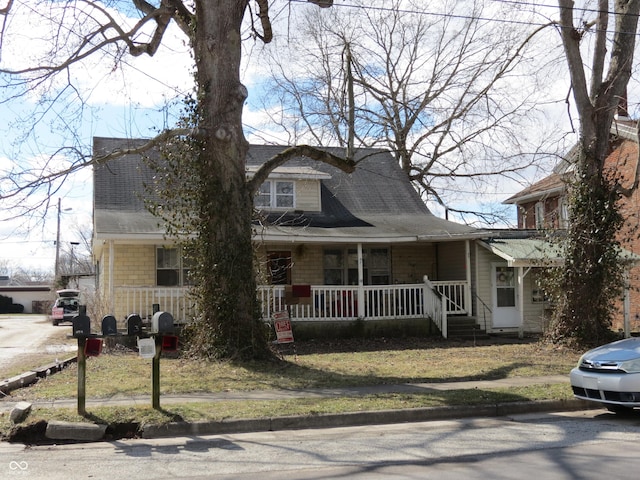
[55,198,61,280]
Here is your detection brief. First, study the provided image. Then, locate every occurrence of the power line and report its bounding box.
[289,0,640,34]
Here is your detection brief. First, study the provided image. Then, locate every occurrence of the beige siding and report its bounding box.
[391,244,436,283]
[112,244,156,286]
[256,243,437,286]
[437,241,466,280]
[94,243,156,321]
[255,244,325,285]
[475,242,547,334]
[475,244,494,324]
[295,179,321,212]
[521,271,549,333]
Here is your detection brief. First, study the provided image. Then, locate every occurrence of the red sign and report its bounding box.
[52,307,64,320]
[273,310,294,344]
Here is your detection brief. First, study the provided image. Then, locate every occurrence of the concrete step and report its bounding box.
[447,316,489,339]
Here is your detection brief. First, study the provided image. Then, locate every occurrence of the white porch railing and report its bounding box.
[112,280,468,338]
[431,281,469,315]
[113,286,194,323]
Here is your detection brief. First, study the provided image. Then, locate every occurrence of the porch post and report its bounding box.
[357,243,365,318]
[108,240,115,315]
[624,270,630,338]
[465,240,471,314]
[517,267,524,338]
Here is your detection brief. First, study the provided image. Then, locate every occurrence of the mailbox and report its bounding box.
[101,315,118,336]
[126,313,143,336]
[72,314,91,338]
[152,311,174,334]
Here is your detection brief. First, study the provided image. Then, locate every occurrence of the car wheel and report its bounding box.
[606,404,634,414]
[52,320,59,326]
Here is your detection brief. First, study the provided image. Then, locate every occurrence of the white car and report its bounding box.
[51,289,81,326]
[570,337,640,412]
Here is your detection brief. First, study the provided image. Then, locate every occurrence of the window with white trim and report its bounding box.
[156,247,192,286]
[255,180,295,209]
[323,247,390,285]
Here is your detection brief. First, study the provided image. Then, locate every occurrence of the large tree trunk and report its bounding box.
[189,0,269,359]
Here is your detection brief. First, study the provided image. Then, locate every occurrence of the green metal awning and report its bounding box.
[479,237,640,268]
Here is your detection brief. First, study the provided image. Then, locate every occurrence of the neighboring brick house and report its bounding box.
[504,117,640,334]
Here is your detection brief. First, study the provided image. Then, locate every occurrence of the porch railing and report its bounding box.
[112,280,468,338]
[113,286,194,323]
[431,281,469,315]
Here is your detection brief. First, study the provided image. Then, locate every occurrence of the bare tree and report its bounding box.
[0,0,346,360]
[256,0,563,224]
[547,0,640,347]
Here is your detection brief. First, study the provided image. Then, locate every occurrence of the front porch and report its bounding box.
[111,280,470,338]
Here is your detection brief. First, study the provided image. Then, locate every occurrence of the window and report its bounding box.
[255,180,295,209]
[156,247,192,286]
[535,202,545,229]
[559,197,569,228]
[267,251,292,285]
[323,248,390,285]
[495,266,516,307]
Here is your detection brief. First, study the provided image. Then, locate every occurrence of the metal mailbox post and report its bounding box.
[71,308,175,415]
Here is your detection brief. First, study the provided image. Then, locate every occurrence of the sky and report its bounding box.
[0,0,630,276]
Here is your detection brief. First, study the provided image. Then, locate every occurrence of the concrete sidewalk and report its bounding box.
[1,375,570,411]
[1,374,594,442]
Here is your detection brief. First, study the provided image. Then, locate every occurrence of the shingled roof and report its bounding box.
[93,138,485,243]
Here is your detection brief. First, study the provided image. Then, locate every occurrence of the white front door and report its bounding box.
[492,264,519,328]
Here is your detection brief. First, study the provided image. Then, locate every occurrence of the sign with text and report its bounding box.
[273,310,294,344]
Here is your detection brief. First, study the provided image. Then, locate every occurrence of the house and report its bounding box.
[94,137,506,337]
[93,137,574,339]
[504,116,640,334]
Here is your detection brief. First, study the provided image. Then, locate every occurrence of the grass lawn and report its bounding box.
[1,336,581,439]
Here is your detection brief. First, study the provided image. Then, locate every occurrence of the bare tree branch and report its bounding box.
[247,144,355,194]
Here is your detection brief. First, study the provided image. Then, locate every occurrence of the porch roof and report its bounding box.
[479,238,563,267]
[479,237,640,267]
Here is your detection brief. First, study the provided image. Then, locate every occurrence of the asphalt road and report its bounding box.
[0,314,72,371]
[2,409,640,479]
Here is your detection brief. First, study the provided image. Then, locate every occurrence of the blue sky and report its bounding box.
[0,0,618,275]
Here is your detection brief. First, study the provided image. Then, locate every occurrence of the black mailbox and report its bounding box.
[126,313,143,336]
[101,315,118,336]
[152,311,174,334]
[72,314,91,338]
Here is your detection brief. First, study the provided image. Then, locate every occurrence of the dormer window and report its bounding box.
[248,165,330,212]
[256,180,295,209]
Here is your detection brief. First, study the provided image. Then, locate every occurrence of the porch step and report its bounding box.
[446,316,489,340]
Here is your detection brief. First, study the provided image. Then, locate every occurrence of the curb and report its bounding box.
[0,356,76,395]
[139,398,592,439]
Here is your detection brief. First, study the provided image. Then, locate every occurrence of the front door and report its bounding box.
[492,264,519,328]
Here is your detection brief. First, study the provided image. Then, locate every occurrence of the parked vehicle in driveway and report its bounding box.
[570,337,640,412]
[51,289,80,326]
